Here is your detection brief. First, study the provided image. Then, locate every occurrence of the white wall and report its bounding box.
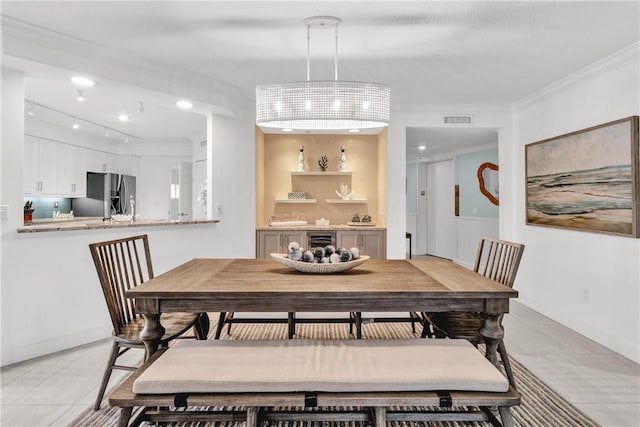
[0,71,256,365]
[137,155,191,220]
[508,44,640,362]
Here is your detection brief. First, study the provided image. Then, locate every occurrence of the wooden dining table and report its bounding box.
[126,257,518,367]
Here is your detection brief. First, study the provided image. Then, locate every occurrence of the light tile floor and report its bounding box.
[1,303,639,426]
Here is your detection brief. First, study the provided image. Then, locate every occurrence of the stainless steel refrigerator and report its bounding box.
[73,172,136,219]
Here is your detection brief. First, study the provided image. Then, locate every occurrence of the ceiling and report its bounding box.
[2,1,638,153]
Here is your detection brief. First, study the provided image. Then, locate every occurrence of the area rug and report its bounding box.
[70,320,600,427]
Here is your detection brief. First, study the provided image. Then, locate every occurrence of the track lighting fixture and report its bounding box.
[25,99,138,143]
[137,101,144,113]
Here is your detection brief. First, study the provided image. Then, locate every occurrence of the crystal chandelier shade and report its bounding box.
[255,16,390,131]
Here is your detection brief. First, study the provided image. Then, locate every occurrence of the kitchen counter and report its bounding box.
[256,224,386,231]
[17,217,220,233]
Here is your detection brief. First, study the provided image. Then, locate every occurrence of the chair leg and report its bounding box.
[498,340,517,390]
[226,312,235,334]
[288,312,296,339]
[117,407,133,427]
[349,312,356,335]
[194,312,210,340]
[214,312,227,339]
[94,340,120,410]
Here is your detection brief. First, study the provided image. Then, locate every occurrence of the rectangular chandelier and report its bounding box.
[256,80,390,130]
[255,16,390,132]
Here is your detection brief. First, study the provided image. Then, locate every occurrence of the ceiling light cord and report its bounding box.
[334,23,338,81]
[307,24,311,81]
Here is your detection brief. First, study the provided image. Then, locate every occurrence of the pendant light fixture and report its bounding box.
[256,16,390,132]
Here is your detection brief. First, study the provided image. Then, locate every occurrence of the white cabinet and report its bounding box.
[86,149,119,173]
[118,155,140,176]
[23,136,57,195]
[103,153,119,173]
[56,144,86,197]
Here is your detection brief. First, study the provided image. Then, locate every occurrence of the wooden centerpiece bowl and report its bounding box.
[271,253,370,274]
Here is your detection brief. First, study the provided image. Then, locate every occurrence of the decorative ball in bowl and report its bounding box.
[271,253,369,274]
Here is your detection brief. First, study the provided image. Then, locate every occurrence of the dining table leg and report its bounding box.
[137,298,165,358]
[479,313,503,367]
[140,313,165,358]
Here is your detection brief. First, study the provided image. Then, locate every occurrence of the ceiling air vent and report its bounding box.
[443,115,473,125]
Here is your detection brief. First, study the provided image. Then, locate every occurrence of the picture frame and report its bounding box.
[525,116,639,237]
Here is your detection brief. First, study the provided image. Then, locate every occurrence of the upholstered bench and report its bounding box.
[109,339,520,427]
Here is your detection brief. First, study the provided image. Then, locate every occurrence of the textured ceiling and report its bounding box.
[2,1,638,151]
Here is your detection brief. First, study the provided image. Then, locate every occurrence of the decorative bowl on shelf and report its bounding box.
[270,253,369,274]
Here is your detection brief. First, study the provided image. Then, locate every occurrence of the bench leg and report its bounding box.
[247,406,259,427]
[498,406,515,427]
[214,312,227,339]
[373,407,386,427]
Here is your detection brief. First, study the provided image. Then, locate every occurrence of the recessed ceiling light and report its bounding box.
[117,113,130,122]
[282,128,293,132]
[348,129,360,133]
[176,100,193,109]
[72,119,79,130]
[418,145,426,150]
[71,76,95,87]
[76,89,85,102]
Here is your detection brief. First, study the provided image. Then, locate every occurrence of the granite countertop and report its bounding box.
[256,224,387,231]
[17,217,220,233]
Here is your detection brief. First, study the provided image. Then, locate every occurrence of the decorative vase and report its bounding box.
[297,145,305,172]
[338,145,347,172]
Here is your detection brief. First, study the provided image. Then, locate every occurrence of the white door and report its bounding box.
[426,160,457,259]
[178,161,192,220]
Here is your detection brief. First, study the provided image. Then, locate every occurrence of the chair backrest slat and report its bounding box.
[473,237,525,288]
[89,235,154,336]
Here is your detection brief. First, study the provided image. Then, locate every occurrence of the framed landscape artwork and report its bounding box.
[525,116,639,237]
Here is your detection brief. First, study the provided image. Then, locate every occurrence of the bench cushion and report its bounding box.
[133,339,508,394]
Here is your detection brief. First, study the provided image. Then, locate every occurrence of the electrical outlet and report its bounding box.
[216,204,223,215]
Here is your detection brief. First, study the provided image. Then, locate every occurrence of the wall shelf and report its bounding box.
[275,198,318,204]
[290,171,352,176]
[326,199,368,204]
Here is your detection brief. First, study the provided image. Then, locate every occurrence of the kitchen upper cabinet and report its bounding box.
[56,143,86,197]
[336,229,386,259]
[86,149,118,173]
[256,230,307,259]
[24,136,57,195]
[118,155,140,176]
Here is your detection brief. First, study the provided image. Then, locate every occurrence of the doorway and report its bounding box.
[406,127,500,264]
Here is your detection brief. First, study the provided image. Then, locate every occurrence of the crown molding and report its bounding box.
[1,16,244,115]
[512,41,640,111]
